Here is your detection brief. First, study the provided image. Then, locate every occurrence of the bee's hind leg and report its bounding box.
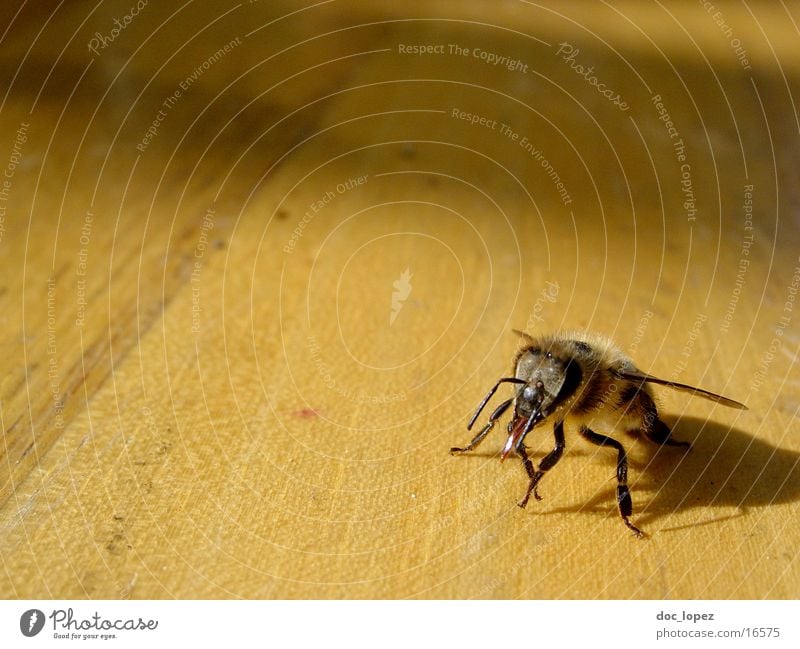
[641,396,691,449]
[517,420,565,509]
[580,426,645,538]
[645,417,691,449]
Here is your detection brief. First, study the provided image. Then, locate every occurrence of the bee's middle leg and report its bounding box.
[517,420,565,508]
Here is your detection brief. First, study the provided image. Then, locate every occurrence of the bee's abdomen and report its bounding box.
[615,383,660,433]
[616,384,641,407]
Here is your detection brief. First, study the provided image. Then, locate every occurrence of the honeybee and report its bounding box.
[450,331,747,537]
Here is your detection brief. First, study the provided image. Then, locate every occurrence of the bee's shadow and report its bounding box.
[453,415,799,532]
[621,415,799,530]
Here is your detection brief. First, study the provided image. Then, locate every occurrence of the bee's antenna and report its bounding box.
[512,329,534,343]
[467,377,526,430]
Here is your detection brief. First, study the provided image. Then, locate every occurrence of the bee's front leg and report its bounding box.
[450,398,513,455]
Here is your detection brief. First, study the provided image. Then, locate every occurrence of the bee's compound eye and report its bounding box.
[523,386,536,401]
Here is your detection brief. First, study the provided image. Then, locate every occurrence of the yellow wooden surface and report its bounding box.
[1,1,799,599]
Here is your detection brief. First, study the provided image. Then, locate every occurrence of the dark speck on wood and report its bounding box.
[293,407,320,419]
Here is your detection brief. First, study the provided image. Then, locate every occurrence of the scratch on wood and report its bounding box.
[119,572,138,599]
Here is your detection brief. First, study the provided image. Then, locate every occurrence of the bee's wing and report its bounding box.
[613,369,748,410]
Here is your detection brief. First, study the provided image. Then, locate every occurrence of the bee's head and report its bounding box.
[514,347,579,417]
[517,381,545,415]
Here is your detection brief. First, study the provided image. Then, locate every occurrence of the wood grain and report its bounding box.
[1,0,799,599]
